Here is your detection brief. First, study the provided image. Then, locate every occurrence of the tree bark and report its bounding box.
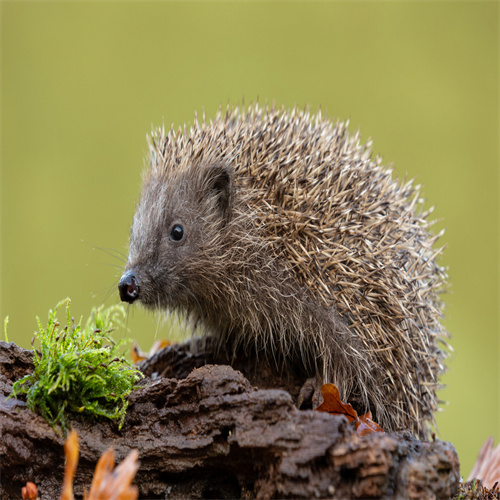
[0,341,460,499]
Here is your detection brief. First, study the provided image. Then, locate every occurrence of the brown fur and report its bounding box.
[123,103,448,438]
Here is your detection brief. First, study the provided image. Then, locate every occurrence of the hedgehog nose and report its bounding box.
[119,271,140,303]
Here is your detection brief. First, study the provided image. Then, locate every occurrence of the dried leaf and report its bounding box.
[131,339,170,364]
[131,342,145,364]
[356,411,384,436]
[59,430,79,500]
[468,437,500,490]
[85,448,115,499]
[22,482,38,500]
[316,383,384,436]
[54,430,140,500]
[316,383,358,423]
[86,447,140,500]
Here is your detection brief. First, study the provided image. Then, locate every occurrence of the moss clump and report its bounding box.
[8,298,143,434]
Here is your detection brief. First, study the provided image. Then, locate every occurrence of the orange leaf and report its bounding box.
[86,448,140,500]
[316,383,358,423]
[131,339,170,364]
[131,342,146,364]
[59,430,79,500]
[86,448,115,499]
[356,411,384,436]
[148,339,170,357]
[22,482,38,500]
[316,384,384,436]
[58,431,140,500]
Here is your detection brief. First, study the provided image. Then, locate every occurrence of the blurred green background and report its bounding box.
[1,1,497,476]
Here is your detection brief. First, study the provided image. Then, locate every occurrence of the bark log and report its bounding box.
[0,341,460,499]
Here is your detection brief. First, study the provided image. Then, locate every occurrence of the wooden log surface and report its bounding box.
[0,341,460,499]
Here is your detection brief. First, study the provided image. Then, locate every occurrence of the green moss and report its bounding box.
[7,298,143,435]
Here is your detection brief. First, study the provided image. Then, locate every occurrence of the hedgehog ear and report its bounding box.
[203,164,234,223]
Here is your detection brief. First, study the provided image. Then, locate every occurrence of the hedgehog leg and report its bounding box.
[297,374,323,409]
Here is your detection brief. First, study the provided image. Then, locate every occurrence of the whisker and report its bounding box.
[125,304,131,331]
[82,240,128,264]
[90,279,119,302]
[90,262,124,270]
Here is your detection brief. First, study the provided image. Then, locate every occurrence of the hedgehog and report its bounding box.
[119,103,448,439]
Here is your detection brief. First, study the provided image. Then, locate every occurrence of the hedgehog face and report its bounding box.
[119,163,234,312]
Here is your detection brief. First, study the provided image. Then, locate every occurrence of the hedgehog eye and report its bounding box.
[170,224,184,242]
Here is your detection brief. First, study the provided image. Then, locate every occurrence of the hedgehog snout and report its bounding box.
[119,270,140,303]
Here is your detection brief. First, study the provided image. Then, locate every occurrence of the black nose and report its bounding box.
[119,271,140,303]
